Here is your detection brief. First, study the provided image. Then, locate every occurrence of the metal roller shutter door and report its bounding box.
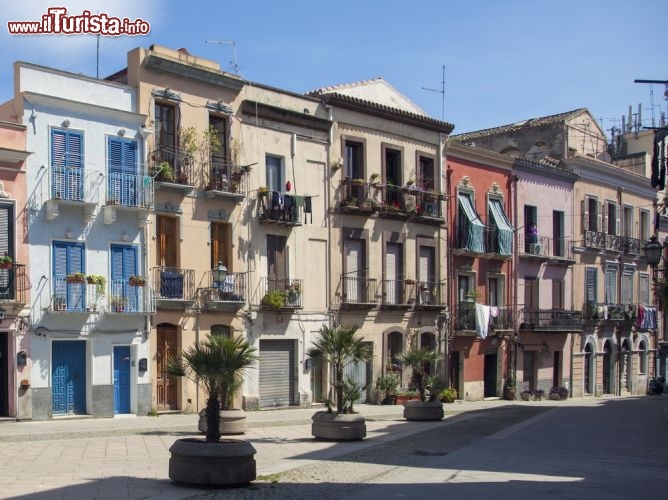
[259,340,295,407]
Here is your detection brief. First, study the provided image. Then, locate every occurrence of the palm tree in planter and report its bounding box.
[395,347,444,421]
[166,335,258,486]
[307,324,371,440]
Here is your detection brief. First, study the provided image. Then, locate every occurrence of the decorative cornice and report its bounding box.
[0,147,31,163]
[23,92,147,126]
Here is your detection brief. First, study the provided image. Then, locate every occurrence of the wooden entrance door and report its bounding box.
[156,325,178,411]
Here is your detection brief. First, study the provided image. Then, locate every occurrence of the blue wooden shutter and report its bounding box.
[53,241,84,310]
[51,129,83,200]
[108,137,137,206]
[111,245,138,309]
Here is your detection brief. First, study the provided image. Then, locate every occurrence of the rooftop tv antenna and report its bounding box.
[635,79,668,128]
[205,40,240,76]
[422,64,445,121]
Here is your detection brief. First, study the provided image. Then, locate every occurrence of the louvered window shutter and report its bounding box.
[582,199,589,231]
[603,202,609,234]
[51,129,67,167]
[108,137,122,174]
[597,202,603,233]
[615,203,621,236]
[586,268,597,304]
[0,205,10,257]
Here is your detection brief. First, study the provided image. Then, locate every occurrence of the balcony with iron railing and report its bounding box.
[205,159,249,201]
[151,266,196,309]
[107,278,154,314]
[340,275,378,308]
[518,308,583,332]
[454,222,485,255]
[46,162,102,222]
[583,230,642,257]
[381,279,413,308]
[582,302,635,322]
[483,225,512,258]
[202,271,246,311]
[0,264,28,305]
[521,235,575,263]
[51,276,87,312]
[259,277,303,310]
[257,190,304,226]
[106,172,154,209]
[415,280,447,309]
[339,178,377,215]
[148,145,194,191]
[453,302,513,333]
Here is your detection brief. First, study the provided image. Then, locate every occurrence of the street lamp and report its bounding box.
[645,236,663,267]
[212,261,228,284]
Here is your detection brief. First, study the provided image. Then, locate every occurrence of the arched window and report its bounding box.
[584,343,593,394]
[211,324,231,338]
[639,340,648,375]
[387,331,403,374]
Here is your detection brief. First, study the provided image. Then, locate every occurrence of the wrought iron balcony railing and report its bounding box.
[257,191,303,225]
[0,264,27,304]
[381,279,412,306]
[415,280,447,307]
[106,172,154,208]
[205,271,246,303]
[108,279,154,313]
[522,236,574,260]
[518,308,583,331]
[148,146,194,186]
[152,267,196,302]
[340,276,377,306]
[453,302,513,332]
[206,160,248,196]
[582,302,635,321]
[259,277,303,309]
[52,276,86,312]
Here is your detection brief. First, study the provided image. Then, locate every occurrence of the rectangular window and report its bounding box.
[604,265,618,304]
[209,115,229,163]
[385,242,404,304]
[621,266,634,304]
[553,210,565,257]
[524,277,538,310]
[586,267,598,305]
[623,206,633,237]
[53,241,85,311]
[639,273,650,305]
[266,155,283,192]
[51,128,83,201]
[267,234,288,285]
[344,140,364,179]
[639,210,650,241]
[108,137,138,206]
[210,222,230,270]
[605,202,618,235]
[457,274,472,303]
[552,280,564,309]
[0,203,14,260]
[418,156,434,191]
[488,276,504,307]
[384,148,402,205]
[156,215,178,267]
[155,103,175,150]
[585,196,598,232]
[110,244,138,310]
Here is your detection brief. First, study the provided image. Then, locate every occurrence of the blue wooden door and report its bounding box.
[113,346,131,414]
[52,341,86,414]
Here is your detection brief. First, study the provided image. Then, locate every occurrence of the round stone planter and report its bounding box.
[169,438,256,486]
[198,408,247,435]
[311,411,366,441]
[403,399,444,421]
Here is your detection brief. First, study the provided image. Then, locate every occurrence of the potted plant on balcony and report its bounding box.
[86,274,106,299]
[285,281,301,304]
[0,253,12,269]
[129,275,147,287]
[166,334,259,486]
[395,347,443,421]
[153,161,174,181]
[66,272,85,284]
[109,295,127,312]
[261,289,286,309]
[53,295,67,311]
[307,324,372,440]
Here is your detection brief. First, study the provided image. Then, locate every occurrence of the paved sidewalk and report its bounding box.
[0,397,640,499]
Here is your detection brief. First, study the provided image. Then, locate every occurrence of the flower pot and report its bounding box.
[311,411,366,441]
[503,387,516,401]
[381,395,397,405]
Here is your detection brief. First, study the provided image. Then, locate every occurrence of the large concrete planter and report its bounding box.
[198,408,247,435]
[311,411,366,440]
[403,399,444,421]
[168,438,256,486]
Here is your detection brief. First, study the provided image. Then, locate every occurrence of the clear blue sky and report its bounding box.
[2,0,666,134]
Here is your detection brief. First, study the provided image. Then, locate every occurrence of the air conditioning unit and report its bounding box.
[530,243,542,255]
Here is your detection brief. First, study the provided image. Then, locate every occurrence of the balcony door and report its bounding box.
[108,137,138,207]
[524,277,539,325]
[53,241,85,311]
[267,234,288,291]
[156,324,177,411]
[385,242,402,304]
[419,246,436,304]
[51,128,83,201]
[111,245,138,311]
[345,239,365,303]
[156,216,182,298]
[0,204,14,300]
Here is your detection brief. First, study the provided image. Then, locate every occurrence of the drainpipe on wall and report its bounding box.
[511,174,520,380]
[445,164,453,386]
[324,101,333,321]
[440,133,448,382]
[617,186,624,397]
